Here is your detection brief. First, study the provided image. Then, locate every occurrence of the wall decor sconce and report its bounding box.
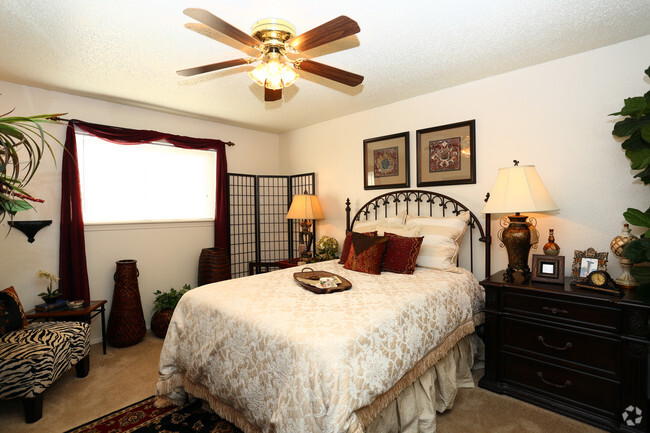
[8,220,52,243]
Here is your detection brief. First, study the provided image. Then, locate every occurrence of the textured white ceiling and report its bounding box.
[1,0,649,133]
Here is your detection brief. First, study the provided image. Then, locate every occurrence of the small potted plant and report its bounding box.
[316,236,339,261]
[37,270,61,303]
[151,284,191,338]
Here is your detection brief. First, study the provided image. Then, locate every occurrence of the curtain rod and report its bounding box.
[49,116,235,146]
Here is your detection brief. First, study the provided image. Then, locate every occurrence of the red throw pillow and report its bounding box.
[382,232,424,274]
[339,230,378,264]
[344,232,389,274]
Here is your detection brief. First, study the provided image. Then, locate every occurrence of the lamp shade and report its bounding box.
[482,165,558,214]
[286,194,324,220]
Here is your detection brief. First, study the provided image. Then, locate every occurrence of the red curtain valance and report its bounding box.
[60,119,229,302]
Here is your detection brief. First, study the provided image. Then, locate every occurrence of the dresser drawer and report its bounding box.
[502,317,620,375]
[503,352,619,416]
[502,291,620,332]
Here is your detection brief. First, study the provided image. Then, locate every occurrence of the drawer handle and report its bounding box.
[537,336,573,351]
[542,306,568,315]
[537,372,572,389]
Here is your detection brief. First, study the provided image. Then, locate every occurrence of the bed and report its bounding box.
[157,190,492,433]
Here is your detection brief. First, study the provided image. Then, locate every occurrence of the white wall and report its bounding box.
[279,35,650,280]
[0,82,280,343]
[3,35,650,346]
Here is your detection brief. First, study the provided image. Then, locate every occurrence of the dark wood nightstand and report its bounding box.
[479,271,650,432]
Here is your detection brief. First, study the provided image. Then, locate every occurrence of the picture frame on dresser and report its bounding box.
[416,119,476,187]
[531,254,565,284]
[570,247,608,283]
[363,132,410,190]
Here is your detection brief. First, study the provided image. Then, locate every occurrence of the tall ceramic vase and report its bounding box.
[107,259,146,347]
[198,247,231,286]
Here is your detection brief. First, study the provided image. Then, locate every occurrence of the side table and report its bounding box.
[276,258,310,268]
[25,300,107,355]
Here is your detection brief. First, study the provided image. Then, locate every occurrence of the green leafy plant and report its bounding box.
[153,284,191,311]
[316,235,339,260]
[611,66,650,293]
[0,109,65,220]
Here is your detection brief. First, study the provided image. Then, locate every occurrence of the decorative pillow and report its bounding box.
[382,232,424,274]
[344,232,389,275]
[351,210,407,234]
[339,231,378,264]
[0,286,28,334]
[404,212,470,269]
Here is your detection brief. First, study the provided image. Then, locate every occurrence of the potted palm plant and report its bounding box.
[151,284,191,338]
[0,109,65,221]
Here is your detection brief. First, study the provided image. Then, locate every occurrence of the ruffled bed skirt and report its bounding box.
[363,333,483,433]
[157,333,483,433]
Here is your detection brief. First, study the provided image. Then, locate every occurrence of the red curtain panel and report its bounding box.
[60,120,229,302]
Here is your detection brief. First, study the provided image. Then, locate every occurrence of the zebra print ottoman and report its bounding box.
[0,321,90,422]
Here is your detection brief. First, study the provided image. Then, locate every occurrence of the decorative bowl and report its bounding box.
[67,300,84,309]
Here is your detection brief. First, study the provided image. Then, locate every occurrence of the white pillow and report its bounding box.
[378,222,421,237]
[352,210,407,233]
[404,212,470,269]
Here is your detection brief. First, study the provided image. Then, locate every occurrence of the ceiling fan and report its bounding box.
[177,8,364,102]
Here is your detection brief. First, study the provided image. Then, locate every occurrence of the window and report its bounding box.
[77,133,216,223]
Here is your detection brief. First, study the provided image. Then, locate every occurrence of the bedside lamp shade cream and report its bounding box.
[483,162,558,281]
[482,164,558,214]
[286,194,325,220]
[287,193,324,258]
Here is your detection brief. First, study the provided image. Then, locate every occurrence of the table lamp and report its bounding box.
[483,161,558,281]
[287,192,324,258]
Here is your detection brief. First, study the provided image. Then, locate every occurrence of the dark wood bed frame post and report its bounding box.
[483,192,492,279]
[484,213,491,278]
[345,198,351,232]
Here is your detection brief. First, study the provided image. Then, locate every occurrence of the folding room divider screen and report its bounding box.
[227,173,316,279]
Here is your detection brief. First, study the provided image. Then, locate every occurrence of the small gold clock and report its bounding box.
[574,270,621,295]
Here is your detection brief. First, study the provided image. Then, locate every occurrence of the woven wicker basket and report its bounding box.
[107,259,146,347]
[198,247,231,286]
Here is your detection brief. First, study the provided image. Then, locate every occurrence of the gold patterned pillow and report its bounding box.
[344,232,389,274]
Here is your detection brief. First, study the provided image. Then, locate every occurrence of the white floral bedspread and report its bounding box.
[157,260,484,433]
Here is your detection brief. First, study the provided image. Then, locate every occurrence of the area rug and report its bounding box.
[64,395,243,433]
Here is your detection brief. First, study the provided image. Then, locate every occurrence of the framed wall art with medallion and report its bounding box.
[363,132,410,190]
[416,120,476,187]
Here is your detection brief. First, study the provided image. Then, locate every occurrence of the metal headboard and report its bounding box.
[345,190,491,278]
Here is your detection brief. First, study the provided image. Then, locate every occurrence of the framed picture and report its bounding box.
[531,254,565,285]
[570,248,608,283]
[363,132,410,190]
[416,120,476,187]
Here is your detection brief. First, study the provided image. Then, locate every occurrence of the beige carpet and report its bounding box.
[0,331,604,433]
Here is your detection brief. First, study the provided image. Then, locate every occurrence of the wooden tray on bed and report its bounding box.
[293,268,352,294]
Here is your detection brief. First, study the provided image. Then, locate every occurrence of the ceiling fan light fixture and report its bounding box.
[180,9,362,101]
[248,52,299,90]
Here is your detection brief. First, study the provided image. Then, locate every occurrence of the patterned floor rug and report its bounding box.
[64,396,243,433]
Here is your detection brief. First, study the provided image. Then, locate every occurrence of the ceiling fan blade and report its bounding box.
[177,58,249,77]
[265,87,282,102]
[295,60,364,87]
[287,16,360,52]
[183,8,260,47]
